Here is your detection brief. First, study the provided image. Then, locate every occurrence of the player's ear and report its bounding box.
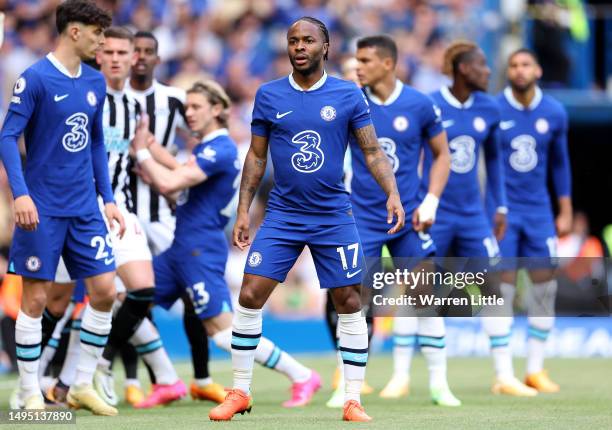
[323,42,329,61]
[535,63,543,80]
[131,49,138,66]
[383,56,394,71]
[96,49,103,66]
[69,23,81,41]
[211,103,223,119]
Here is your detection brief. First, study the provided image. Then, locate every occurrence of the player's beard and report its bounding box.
[510,79,535,94]
[290,52,324,77]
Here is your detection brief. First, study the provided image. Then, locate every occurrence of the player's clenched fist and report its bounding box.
[14,195,39,231]
[233,212,251,250]
[386,192,405,234]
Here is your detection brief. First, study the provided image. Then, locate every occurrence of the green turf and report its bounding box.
[1,356,611,429]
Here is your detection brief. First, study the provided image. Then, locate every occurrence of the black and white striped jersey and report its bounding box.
[126,80,186,223]
[103,87,140,213]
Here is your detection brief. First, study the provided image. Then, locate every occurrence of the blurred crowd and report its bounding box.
[0,0,606,324]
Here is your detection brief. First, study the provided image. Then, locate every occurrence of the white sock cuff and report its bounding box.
[393,317,418,335]
[234,304,263,333]
[338,311,367,335]
[17,310,42,330]
[417,316,445,337]
[82,304,112,333]
[212,327,232,351]
[528,316,555,331]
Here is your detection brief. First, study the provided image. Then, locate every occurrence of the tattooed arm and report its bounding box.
[232,134,269,249]
[354,124,405,234]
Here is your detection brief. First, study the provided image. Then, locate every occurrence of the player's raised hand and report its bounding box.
[494,212,507,241]
[104,203,126,239]
[14,195,39,231]
[233,211,251,250]
[386,192,405,234]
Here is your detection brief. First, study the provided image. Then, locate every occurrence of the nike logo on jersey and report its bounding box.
[104,257,115,265]
[346,269,362,279]
[54,94,69,102]
[442,120,454,128]
[499,120,515,130]
[276,111,293,119]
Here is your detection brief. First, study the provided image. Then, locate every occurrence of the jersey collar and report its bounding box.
[288,71,327,92]
[106,84,126,98]
[440,85,474,109]
[46,53,82,78]
[127,79,157,96]
[365,79,403,106]
[503,86,542,111]
[202,128,229,143]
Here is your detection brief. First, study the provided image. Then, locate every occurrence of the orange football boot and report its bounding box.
[343,400,372,422]
[208,389,252,421]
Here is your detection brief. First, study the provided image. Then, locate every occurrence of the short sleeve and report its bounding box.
[194,142,233,178]
[350,87,372,131]
[422,96,444,139]
[251,87,271,137]
[8,68,42,119]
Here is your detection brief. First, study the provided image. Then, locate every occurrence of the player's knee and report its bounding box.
[46,298,70,317]
[22,289,47,316]
[332,287,362,314]
[238,286,265,309]
[89,284,117,311]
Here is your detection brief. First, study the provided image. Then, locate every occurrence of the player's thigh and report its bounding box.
[83,270,116,310]
[10,214,67,281]
[244,219,305,284]
[455,214,499,258]
[63,211,116,280]
[388,227,436,262]
[498,213,521,258]
[309,223,365,289]
[428,216,454,258]
[521,213,558,272]
[521,214,557,257]
[113,211,153,275]
[180,254,233,321]
[152,250,181,310]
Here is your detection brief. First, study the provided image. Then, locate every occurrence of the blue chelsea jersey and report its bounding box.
[350,80,443,224]
[2,54,108,216]
[495,87,571,214]
[251,72,372,225]
[423,86,502,215]
[173,129,240,249]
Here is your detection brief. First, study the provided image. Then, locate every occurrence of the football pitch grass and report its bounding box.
[0,356,611,429]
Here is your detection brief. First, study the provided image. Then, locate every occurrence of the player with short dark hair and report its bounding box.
[486,47,572,395]
[0,0,123,414]
[350,34,460,407]
[209,17,404,422]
